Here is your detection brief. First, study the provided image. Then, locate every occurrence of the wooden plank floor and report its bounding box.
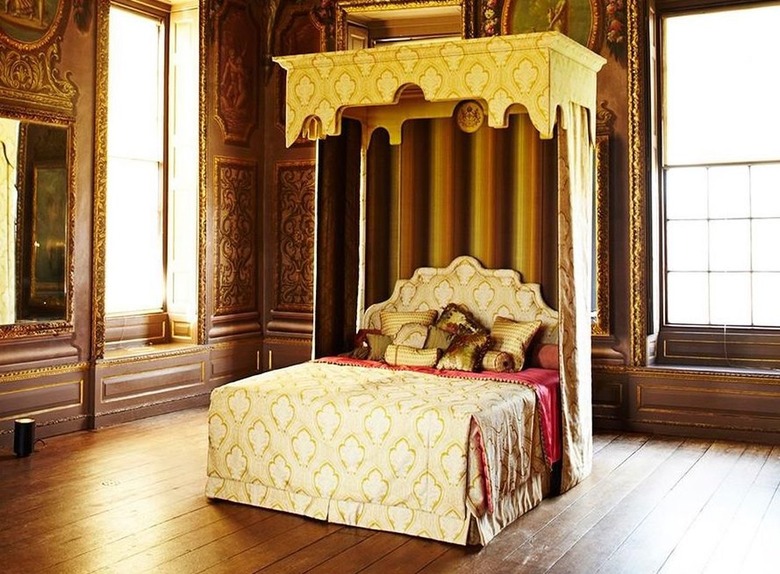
[1,407,778,573]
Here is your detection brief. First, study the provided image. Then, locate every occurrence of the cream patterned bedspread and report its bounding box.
[206,360,548,545]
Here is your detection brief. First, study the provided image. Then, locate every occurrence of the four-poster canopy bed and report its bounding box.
[206,32,605,545]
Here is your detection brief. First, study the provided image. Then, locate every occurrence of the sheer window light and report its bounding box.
[662,4,780,327]
[105,6,165,314]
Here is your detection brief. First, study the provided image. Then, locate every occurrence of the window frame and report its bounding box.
[653,0,780,369]
[104,0,172,348]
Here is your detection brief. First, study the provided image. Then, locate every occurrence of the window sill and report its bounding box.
[646,361,780,379]
[102,342,204,362]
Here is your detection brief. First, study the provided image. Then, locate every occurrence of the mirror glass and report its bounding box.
[0,117,70,326]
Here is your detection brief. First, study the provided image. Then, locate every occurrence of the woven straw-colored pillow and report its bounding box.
[490,316,541,370]
[380,310,438,337]
[384,344,440,368]
[481,350,515,372]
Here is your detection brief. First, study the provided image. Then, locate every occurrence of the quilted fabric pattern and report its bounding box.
[206,360,544,545]
[384,344,440,367]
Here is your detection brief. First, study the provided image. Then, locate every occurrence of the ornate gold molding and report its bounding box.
[92,0,110,359]
[0,361,89,381]
[333,0,470,49]
[593,100,615,336]
[198,0,208,345]
[0,105,76,340]
[0,44,78,118]
[627,0,648,366]
[0,0,77,118]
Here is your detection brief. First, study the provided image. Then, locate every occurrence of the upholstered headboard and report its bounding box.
[361,256,558,345]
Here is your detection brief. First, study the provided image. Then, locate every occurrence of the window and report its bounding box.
[106,5,166,315]
[656,1,780,367]
[104,0,198,347]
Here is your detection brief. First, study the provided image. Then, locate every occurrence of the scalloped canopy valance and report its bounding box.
[274,32,605,147]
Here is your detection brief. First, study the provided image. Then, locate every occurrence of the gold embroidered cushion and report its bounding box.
[435,303,487,336]
[384,344,440,368]
[393,323,430,349]
[490,316,541,370]
[380,309,438,337]
[481,350,515,373]
[436,332,492,372]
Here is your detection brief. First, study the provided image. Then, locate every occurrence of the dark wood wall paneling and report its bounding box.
[0,0,267,448]
[260,1,322,370]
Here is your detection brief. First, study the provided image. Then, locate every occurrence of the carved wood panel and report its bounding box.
[275,161,315,313]
[214,157,257,316]
[0,0,77,117]
[215,0,258,146]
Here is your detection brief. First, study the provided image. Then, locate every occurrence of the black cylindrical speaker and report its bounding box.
[13,418,35,457]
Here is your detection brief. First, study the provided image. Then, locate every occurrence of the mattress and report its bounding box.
[205,358,559,545]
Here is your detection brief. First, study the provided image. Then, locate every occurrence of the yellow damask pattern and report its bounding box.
[206,360,545,545]
[274,32,606,147]
[363,255,559,344]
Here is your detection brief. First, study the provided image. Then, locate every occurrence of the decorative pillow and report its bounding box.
[349,328,382,358]
[384,344,440,368]
[393,323,430,349]
[425,326,455,351]
[527,343,559,370]
[436,332,492,372]
[435,303,487,336]
[380,309,438,337]
[490,316,542,371]
[366,332,393,361]
[349,345,371,360]
[481,350,516,373]
[354,328,381,348]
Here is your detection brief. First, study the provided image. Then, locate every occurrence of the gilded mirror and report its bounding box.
[0,113,73,337]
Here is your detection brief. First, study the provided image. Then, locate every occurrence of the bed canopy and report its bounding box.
[274,31,605,493]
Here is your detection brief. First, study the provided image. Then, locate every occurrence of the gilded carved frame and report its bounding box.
[333,0,473,49]
[0,113,75,340]
[0,0,77,339]
[93,0,111,358]
[0,0,77,118]
[593,101,615,336]
[627,0,647,366]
